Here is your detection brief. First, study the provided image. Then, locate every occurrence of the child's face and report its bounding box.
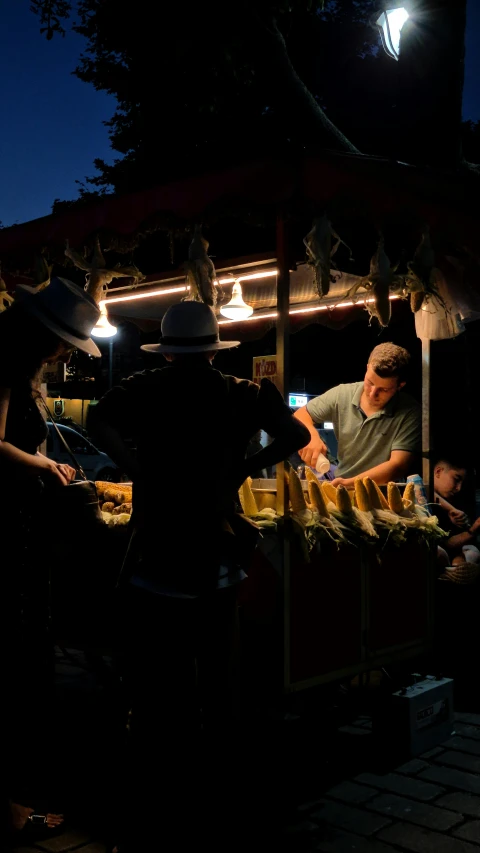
[434,465,466,500]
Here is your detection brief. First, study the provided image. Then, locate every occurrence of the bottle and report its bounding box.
[406,474,431,514]
[315,453,330,475]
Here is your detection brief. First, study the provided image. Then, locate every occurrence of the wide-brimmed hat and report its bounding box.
[141,301,240,354]
[15,277,101,357]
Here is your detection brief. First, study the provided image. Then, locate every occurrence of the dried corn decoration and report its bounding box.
[336,485,353,514]
[308,480,330,517]
[403,482,416,509]
[355,479,371,512]
[388,482,405,515]
[239,478,258,517]
[321,481,338,507]
[289,469,307,514]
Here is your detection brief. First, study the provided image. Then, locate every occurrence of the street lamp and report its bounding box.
[376,6,409,60]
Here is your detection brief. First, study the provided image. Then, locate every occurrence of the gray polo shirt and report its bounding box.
[307,382,421,478]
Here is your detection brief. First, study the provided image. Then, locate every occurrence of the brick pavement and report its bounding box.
[12,696,480,853]
[287,712,480,852]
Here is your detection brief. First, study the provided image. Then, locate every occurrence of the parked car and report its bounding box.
[47,423,123,482]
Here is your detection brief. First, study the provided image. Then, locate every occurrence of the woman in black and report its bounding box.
[0,278,100,841]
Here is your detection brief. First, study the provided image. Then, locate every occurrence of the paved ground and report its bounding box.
[11,648,480,852]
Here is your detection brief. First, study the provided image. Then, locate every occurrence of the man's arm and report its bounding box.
[88,418,140,481]
[240,417,309,485]
[88,385,140,481]
[293,387,338,467]
[446,516,480,550]
[294,406,327,467]
[332,450,414,489]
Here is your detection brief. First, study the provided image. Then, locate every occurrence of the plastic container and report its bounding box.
[406,474,431,513]
[315,453,330,475]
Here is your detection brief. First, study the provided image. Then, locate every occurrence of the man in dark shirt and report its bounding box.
[89,301,308,850]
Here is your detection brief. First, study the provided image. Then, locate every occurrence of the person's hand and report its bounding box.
[448,508,468,527]
[38,455,71,486]
[298,433,327,468]
[55,462,76,483]
[470,517,480,534]
[331,476,354,489]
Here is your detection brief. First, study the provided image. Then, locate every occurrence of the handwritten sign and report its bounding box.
[252,355,282,392]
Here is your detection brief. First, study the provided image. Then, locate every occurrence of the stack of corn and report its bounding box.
[386,480,447,542]
[96,481,132,526]
[238,477,278,529]
[290,468,346,547]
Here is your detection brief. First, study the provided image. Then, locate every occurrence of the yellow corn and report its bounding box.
[349,489,357,508]
[388,482,404,514]
[403,482,416,509]
[355,479,371,512]
[371,480,390,510]
[336,484,353,513]
[363,477,381,510]
[240,479,258,517]
[305,467,317,484]
[308,480,329,517]
[289,469,307,514]
[321,481,338,506]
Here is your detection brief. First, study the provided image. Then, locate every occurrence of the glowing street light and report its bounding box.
[376,6,409,60]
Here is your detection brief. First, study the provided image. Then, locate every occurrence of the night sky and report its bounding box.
[0,1,479,228]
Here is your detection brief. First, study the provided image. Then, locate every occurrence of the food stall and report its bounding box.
[0,152,479,688]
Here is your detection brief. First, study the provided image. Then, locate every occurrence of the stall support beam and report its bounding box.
[276,211,292,692]
[421,338,432,499]
[276,212,291,515]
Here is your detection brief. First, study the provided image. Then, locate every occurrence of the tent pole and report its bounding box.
[276,210,292,692]
[421,338,432,499]
[276,210,291,515]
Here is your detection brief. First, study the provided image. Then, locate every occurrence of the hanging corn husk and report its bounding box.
[414,268,465,341]
[65,237,144,304]
[362,236,403,328]
[184,225,217,307]
[303,214,352,299]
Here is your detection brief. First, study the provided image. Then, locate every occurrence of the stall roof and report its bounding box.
[0,151,479,261]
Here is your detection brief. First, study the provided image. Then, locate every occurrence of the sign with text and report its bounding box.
[252,355,280,391]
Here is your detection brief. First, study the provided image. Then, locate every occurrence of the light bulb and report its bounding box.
[91,301,117,338]
[220,281,253,321]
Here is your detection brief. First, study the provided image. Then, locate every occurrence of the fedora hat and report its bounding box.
[15,277,101,357]
[141,301,240,354]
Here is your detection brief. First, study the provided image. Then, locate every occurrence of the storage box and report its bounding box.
[376,676,454,756]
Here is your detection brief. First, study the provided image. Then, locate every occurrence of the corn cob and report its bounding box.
[239,479,258,516]
[388,482,404,514]
[349,489,357,508]
[363,477,381,510]
[336,484,353,513]
[355,478,371,512]
[305,467,317,484]
[403,482,416,509]
[321,481,338,506]
[370,479,390,510]
[289,469,307,514]
[308,480,329,517]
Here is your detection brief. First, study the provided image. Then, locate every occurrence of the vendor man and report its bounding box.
[294,343,420,488]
